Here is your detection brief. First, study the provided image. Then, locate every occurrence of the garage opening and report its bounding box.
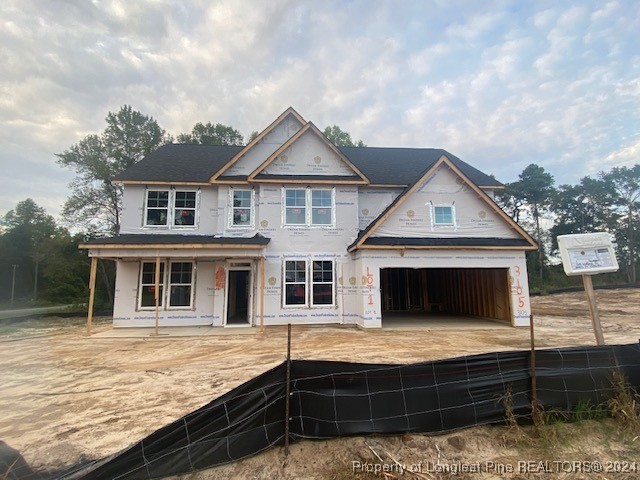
[381,268,512,326]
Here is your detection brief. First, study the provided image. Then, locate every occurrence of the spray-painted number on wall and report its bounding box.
[366,267,374,305]
[514,266,525,308]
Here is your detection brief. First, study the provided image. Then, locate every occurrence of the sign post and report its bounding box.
[557,233,619,346]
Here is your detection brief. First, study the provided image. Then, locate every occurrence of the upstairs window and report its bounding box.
[285,189,307,225]
[174,192,197,227]
[283,188,335,227]
[144,189,199,228]
[230,189,254,227]
[311,190,332,225]
[433,205,454,225]
[145,191,169,226]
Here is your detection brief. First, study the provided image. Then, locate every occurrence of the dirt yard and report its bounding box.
[1,289,640,479]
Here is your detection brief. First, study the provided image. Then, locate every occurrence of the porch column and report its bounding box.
[86,256,98,336]
[154,256,161,336]
[260,256,265,333]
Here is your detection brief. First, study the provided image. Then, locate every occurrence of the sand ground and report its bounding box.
[1,288,639,478]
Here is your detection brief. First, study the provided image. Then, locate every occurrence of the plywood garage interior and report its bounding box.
[381,268,512,324]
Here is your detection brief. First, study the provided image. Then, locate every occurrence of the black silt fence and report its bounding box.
[52,343,640,480]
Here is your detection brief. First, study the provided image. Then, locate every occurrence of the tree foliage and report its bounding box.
[498,164,554,285]
[549,177,619,248]
[323,125,366,147]
[177,122,244,145]
[0,199,90,304]
[247,130,259,143]
[57,105,166,235]
[498,162,640,289]
[600,165,640,283]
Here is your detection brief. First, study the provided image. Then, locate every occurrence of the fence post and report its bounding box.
[285,323,291,455]
[529,313,540,427]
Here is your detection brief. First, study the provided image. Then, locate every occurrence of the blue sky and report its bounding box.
[1,0,639,219]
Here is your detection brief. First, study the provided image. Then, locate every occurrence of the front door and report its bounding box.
[227,269,251,325]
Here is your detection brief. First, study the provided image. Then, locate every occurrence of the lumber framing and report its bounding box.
[86,256,98,336]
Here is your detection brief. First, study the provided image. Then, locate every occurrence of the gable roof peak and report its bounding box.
[209,107,307,181]
[247,119,370,183]
[348,154,536,251]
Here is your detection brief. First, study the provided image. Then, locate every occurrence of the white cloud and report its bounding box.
[0,0,639,218]
[592,139,640,173]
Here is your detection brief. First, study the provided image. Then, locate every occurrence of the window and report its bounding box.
[145,191,169,226]
[283,259,334,307]
[168,262,193,307]
[311,190,332,225]
[139,261,165,308]
[231,189,254,227]
[284,260,306,306]
[174,191,197,227]
[312,260,333,305]
[285,189,307,225]
[138,261,194,309]
[433,205,454,225]
[144,189,199,228]
[283,188,334,226]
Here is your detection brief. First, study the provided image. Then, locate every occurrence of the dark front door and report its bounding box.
[227,270,250,324]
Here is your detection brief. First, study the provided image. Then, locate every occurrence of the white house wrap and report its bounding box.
[80,108,537,329]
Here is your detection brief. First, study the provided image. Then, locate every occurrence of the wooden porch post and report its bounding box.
[582,274,605,345]
[154,256,161,336]
[86,256,98,336]
[260,256,265,333]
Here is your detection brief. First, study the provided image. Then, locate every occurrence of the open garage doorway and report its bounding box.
[380,268,512,327]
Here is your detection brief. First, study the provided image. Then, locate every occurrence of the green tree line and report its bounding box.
[497,163,640,292]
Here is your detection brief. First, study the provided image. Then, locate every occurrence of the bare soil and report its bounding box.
[1,289,640,478]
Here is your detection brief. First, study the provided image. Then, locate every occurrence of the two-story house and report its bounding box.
[80,108,537,329]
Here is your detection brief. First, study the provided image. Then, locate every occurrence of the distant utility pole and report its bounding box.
[11,264,18,305]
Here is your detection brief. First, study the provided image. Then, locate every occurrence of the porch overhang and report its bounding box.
[79,233,270,259]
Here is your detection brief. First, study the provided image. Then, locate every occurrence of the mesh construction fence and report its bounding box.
[7,342,640,479]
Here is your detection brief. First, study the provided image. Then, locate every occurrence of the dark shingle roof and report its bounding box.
[113,144,244,183]
[361,237,532,247]
[338,146,502,187]
[114,144,502,188]
[81,233,270,246]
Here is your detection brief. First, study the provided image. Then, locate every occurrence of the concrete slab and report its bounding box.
[382,312,513,329]
[91,325,257,338]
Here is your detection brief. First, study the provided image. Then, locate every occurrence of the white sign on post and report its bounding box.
[557,232,619,346]
[557,232,619,276]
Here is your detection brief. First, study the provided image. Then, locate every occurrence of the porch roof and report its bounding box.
[79,233,270,250]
